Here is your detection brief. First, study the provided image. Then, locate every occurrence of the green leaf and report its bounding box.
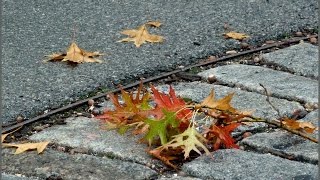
[144,110,179,145]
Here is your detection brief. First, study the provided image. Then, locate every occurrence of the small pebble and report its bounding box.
[226,50,237,55]
[295,31,303,37]
[207,75,217,83]
[56,146,66,152]
[265,40,275,44]
[16,116,24,122]
[242,132,252,138]
[207,55,217,61]
[88,99,95,106]
[33,126,44,131]
[240,42,249,49]
[309,37,317,44]
[253,57,260,63]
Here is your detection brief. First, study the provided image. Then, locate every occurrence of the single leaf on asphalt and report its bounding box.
[2,141,50,154]
[45,42,103,63]
[224,31,249,40]
[118,21,163,47]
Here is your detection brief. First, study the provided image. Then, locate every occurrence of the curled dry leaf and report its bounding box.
[224,31,249,40]
[2,141,50,154]
[45,42,103,63]
[200,89,237,113]
[282,118,317,133]
[118,21,164,47]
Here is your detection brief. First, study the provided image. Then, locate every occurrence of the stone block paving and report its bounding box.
[2,43,318,179]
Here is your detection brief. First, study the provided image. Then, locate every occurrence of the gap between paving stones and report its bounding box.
[198,64,318,107]
[241,110,318,165]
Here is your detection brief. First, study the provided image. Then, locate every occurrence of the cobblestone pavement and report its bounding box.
[2,42,318,179]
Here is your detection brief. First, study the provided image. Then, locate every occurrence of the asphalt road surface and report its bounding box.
[1,0,318,123]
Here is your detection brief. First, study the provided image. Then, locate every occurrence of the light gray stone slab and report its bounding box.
[29,117,162,168]
[262,43,318,78]
[2,149,158,180]
[182,149,318,180]
[241,110,318,164]
[157,82,304,134]
[198,64,318,105]
[1,173,39,180]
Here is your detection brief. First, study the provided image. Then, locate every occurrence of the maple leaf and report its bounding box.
[224,31,249,40]
[2,141,50,154]
[45,42,103,63]
[200,89,237,113]
[203,123,240,150]
[150,85,192,124]
[96,83,152,131]
[144,110,179,145]
[282,118,317,133]
[161,124,211,159]
[118,21,163,47]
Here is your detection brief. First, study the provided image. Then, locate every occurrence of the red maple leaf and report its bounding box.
[204,123,240,150]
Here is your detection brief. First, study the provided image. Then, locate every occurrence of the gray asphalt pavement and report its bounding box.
[1,0,318,123]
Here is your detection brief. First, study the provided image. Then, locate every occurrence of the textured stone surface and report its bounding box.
[157,82,304,134]
[2,149,158,180]
[241,110,318,164]
[29,117,162,167]
[182,149,318,180]
[1,174,38,180]
[198,64,318,105]
[262,43,318,78]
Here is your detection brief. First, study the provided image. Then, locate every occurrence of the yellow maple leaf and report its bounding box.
[162,125,211,159]
[118,21,164,47]
[2,141,50,154]
[200,89,237,113]
[45,42,103,63]
[224,31,249,40]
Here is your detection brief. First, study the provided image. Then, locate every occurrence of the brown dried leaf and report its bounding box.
[200,89,237,113]
[224,31,249,40]
[46,42,103,63]
[145,21,162,27]
[118,22,163,47]
[282,118,317,133]
[3,141,50,154]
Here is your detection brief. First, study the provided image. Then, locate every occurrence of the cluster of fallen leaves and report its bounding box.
[96,83,318,169]
[1,128,49,154]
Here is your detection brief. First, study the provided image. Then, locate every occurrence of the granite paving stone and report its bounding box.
[262,42,318,78]
[157,82,304,135]
[182,149,318,180]
[2,149,158,180]
[29,117,163,168]
[198,64,318,105]
[241,110,318,164]
[1,173,39,180]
